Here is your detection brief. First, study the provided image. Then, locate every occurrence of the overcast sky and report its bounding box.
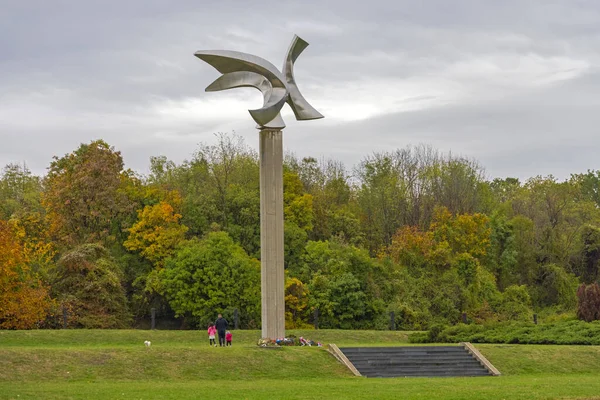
[1,0,599,180]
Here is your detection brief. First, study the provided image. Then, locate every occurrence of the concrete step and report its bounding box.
[357,367,491,377]
[354,364,484,371]
[355,365,487,372]
[347,354,479,361]
[360,367,491,373]
[340,346,466,353]
[354,361,483,369]
[340,347,479,355]
[339,345,493,378]
[367,370,491,377]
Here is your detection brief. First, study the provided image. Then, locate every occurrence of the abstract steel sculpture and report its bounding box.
[195,35,323,129]
[195,35,323,339]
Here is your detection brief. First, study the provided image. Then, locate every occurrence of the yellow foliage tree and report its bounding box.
[388,207,491,269]
[283,172,314,232]
[124,199,188,267]
[11,212,56,278]
[284,277,312,329]
[430,206,491,259]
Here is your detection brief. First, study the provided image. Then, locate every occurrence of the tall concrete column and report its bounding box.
[259,128,285,339]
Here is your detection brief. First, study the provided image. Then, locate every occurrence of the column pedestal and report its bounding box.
[259,129,285,339]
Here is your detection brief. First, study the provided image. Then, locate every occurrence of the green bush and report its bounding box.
[160,232,261,328]
[408,320,600,345]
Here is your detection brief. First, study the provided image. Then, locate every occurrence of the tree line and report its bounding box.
[2,133,600,330]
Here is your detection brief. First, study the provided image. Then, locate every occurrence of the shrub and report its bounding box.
[494,285,533,321]
[577,283,600,322]
[408,320,600,345]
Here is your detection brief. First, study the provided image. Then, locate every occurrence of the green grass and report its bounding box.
[2,377,600,400]
[0,329,411,348]
[1,329,600,399]
[478,344,600,375]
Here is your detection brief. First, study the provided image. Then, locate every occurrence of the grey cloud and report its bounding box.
[1,0,599,181]
[287,69,600,180]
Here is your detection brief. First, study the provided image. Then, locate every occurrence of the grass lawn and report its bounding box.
[1,329,600,399]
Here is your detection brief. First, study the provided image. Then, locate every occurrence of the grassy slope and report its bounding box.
[1,330,600,400]
[478,344,600,375]
[0,329,412,348]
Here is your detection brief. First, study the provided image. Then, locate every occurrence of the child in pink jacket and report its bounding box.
[208,324,217,347]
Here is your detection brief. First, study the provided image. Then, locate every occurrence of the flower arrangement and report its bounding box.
[257,335,322,347]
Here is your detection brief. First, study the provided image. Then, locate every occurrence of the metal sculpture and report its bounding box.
[194,35,323,340]
[194,35,323,129]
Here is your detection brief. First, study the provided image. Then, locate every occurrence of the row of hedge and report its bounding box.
[409,320,600,345]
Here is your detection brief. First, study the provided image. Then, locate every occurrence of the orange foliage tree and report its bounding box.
[0,220,51,329]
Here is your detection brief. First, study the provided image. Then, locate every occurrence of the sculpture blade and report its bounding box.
[195,50,286,89]
[205,71,271,93]
[249,86,288,129]
[282,35,324,121]
[205,71,287,128]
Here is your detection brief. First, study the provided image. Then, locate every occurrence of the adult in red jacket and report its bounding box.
[215,314,229,347]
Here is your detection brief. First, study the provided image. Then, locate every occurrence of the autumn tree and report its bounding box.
[120,193,187,320]
[388,207,491,270]
[124,195,188,268]
[43,140,134,247]
[10,212,56,282]
[355,146,487,255]
[51,244,130,328]
[285,277,311,329]
[429,207,491,260]
[0,220,51,329]
[6,133,599,330]
[386,208,502,325]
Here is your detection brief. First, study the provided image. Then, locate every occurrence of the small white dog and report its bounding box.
[144,340,151,347]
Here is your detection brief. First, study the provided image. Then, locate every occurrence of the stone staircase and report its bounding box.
[336,345,497,378]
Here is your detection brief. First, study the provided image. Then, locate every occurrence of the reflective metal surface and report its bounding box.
[195,35,324,129]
